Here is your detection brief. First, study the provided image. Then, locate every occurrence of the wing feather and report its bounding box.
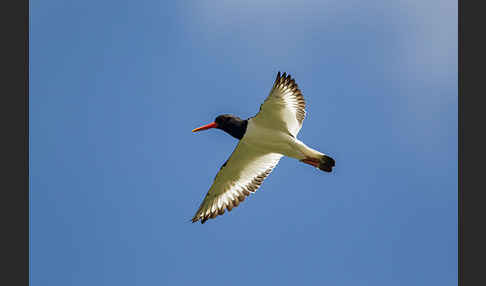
[192,142,282,224]
[254,72,306,137]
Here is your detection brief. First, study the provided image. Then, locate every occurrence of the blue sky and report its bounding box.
[30,1,457,285]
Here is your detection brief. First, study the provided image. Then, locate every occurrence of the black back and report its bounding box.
[215,114,248,140]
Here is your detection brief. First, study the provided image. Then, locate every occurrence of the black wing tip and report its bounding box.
[274,71,300,95]
[275,71,294,83]
[190,216,207,224]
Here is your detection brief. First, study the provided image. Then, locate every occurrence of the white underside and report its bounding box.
[242,118,323,161]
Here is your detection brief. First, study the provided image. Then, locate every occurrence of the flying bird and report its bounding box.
[191,72,335,224]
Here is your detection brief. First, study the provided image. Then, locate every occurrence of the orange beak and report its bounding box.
[192,122,218,133]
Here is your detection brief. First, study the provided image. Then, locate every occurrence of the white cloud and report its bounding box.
[176,0,457,150]
[391,0,457,84]
[178,0,456,83]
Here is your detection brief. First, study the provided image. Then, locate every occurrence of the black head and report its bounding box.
[192,114,248,140]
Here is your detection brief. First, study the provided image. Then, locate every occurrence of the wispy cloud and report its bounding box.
[178,0,456,84]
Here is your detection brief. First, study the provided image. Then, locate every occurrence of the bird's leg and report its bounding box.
[300,155,335,172]
[300,158,320,168]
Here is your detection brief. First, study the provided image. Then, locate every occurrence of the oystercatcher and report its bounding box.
[191,72,335,224]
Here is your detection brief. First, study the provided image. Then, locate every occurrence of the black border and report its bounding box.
[0,0,476,285]
[1,0,29,285]
[459,0,485,285]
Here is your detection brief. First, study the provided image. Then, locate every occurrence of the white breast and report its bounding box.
[242,119,309,159]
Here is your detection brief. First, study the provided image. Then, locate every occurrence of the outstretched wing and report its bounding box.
[192,142,282,224]
[254,71,306,137]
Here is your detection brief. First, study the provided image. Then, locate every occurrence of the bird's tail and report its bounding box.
[317,154,335,172]
[293,139,335,172]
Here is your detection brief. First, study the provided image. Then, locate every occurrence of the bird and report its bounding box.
[191,71,335,224]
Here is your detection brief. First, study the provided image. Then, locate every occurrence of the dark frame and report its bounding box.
[459,0,484,285]
[1,0,478,285]
[1,0,29,285]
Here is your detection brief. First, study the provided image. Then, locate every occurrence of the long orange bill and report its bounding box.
[192,122,218,132]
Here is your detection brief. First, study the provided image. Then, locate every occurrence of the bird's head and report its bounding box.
[192,114,247,140]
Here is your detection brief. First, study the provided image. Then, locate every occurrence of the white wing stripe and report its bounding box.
[192,142,282,223]
[254,72,306,137]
